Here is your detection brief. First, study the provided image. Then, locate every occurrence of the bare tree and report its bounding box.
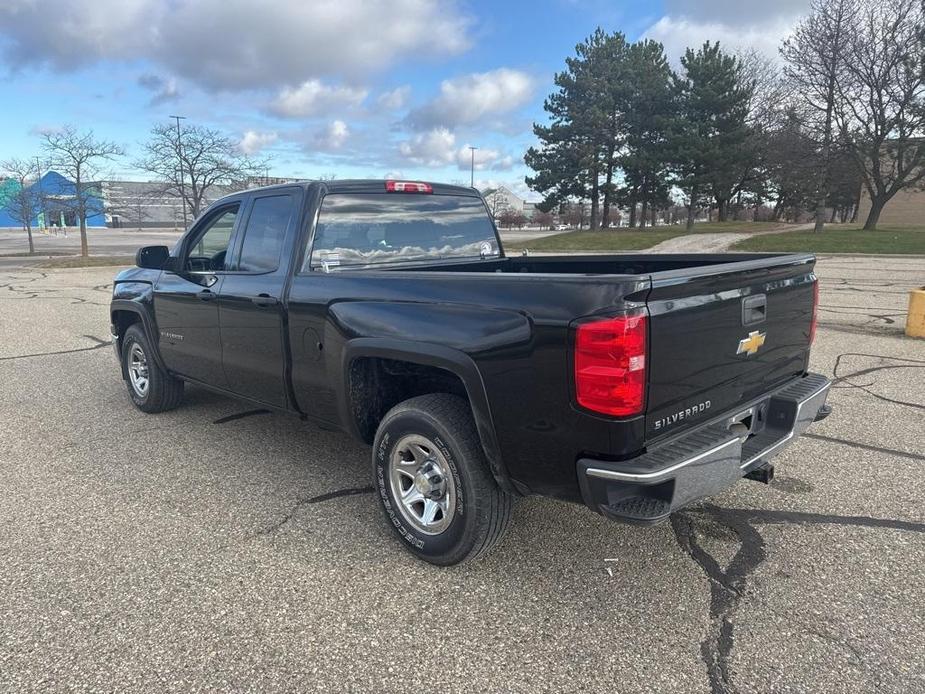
[782,0,858,233]
[41,126,124,256]
[136,122,269,222]
[497,209,527,229]
[1,158,43,254]
[482,188,513,218]
[740,49,798,149]
[836,0,925,229]
[530,209,556,229]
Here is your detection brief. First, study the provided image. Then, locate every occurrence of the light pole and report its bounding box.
[170,115,188,229]
[468,146,478,188]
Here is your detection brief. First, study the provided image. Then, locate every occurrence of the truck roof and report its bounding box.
[216,179,481,203]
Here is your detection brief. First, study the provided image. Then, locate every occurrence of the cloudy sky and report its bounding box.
[0,0,810,196]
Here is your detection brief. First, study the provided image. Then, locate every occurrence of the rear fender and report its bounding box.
[341,338,513,494]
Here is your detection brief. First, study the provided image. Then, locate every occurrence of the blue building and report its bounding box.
[0,171,107,228]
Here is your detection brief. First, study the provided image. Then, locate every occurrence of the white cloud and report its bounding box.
[377,86,411,111]
[408,68,534,128]
[454,146,512,171]
[643,0,807,64]
[269,80,367,118]
[238,130,278,155]
[399,128,457,166]
[398,128,514,170]
[315,120,350,150]
[663,0,809,24]
[491,155,515,171]
[0,0,472,91]
[137,73,179,105]
[28,124,64,137]
[645,16,797,62]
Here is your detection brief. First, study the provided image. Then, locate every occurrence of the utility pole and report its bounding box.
[468,146,478,188]
[170,115,188,229]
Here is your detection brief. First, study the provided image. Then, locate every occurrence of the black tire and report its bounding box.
[122,324,184,413]
[373,393,513,565]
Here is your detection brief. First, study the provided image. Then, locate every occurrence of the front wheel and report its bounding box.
[373,393,513,565]
[121,324,184,413]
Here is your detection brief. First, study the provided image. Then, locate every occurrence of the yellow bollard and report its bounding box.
[906,288,925,338]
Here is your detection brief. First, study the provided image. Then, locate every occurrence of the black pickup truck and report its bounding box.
[110,180,831,565]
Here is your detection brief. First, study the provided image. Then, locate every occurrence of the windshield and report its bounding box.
[307,193,499,271]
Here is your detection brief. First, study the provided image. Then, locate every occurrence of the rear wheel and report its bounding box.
[122,324,184,413]
[373,393,513,565]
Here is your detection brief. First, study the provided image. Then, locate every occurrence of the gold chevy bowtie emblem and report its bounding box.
[736,330,766,356]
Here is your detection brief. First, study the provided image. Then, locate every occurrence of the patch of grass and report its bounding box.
[687,221,799,234]
[0,250,73,258]
[731,226,925,255]
[505,229,685,252]
[35,255,135,268]
[505,222,800,252]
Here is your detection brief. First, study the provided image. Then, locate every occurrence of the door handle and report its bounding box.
[252,294,279,307]
[742,294,767,325]
[198,289,215,302]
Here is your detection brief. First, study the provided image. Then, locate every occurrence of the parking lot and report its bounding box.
[0,255,922,693]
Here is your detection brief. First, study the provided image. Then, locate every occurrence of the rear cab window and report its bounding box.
[235,193,294,273]
[306,193,499,272]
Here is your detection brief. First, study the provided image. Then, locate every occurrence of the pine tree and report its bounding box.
[619,40,675,228]
[526,30,626,229]
[671,42,755,228]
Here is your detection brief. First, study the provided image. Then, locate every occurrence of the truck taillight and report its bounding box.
[809,280,819,345]
[385,180,433,193]
[574,311,647,417]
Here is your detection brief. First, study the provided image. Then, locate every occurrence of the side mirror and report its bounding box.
[135,245,171,270]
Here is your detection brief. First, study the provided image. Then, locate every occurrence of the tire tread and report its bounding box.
[123,324,184,413]
[376,393,513,564]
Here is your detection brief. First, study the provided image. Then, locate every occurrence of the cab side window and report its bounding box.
[237,194,293,273]
[186,205,239,272]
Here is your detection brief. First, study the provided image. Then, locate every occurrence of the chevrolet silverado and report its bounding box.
[110,180,831,565]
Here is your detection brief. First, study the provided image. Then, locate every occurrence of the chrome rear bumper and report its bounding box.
[577,373,831,523]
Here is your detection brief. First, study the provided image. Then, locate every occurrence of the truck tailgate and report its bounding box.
[644,255,816,443]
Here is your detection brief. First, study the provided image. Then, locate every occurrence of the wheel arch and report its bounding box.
[110,299,167,373]
[341,338,514,494]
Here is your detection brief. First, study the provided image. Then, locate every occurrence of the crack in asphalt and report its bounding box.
[256,486,375,537]
[219,486,376,551]
[671,507,766,694]
[802,432,925,462]
[816,322,905,337]
[672,504,925,694]
[0,339,111,361]
[831,352,925,411]
[819,307,906,325]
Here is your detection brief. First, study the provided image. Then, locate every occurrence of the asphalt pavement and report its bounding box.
[0,228,183,270]
[0,256,923,693]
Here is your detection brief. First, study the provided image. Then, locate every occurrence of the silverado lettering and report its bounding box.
[653,400,712,430]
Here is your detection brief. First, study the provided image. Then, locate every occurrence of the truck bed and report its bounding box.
[388,252,804,276]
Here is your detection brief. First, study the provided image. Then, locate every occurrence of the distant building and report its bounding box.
[482,185,537,217]
[102,180,237,229]
[1,171,313,229]
[0,171,106,228]
[856,186,924,227]
[853,141,925,226]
